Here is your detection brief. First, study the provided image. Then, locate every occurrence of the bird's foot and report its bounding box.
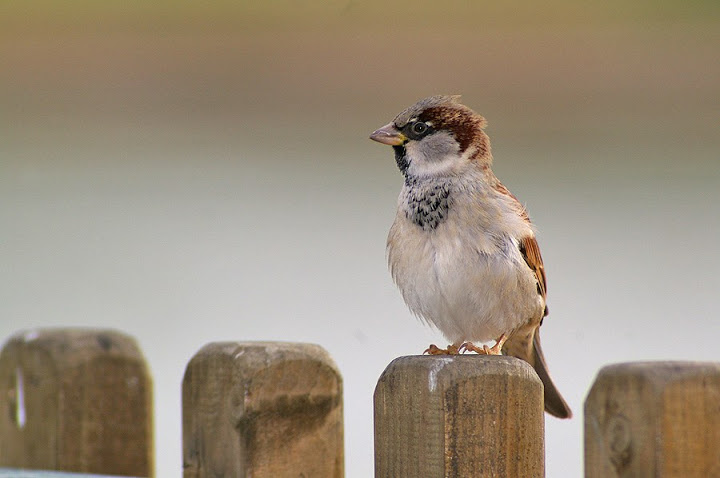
[424,344,461,355]
[459,334,508,356]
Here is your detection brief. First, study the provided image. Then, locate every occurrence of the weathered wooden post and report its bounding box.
[182,342,344,477]
[0,328,153,477]
[585,362,720,477]
[374,355,545,478]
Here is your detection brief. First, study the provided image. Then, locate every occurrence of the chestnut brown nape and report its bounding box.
[419,105,490,157]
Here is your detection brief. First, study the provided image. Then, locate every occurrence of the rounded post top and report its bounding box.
[188,341,339,371]
[591,361,720,387]
[183,341,342,392]
[376,354,542,394]
[2,328,146,367]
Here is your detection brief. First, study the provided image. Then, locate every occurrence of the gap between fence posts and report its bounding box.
[182,341,344,478]
[0,328,153,477]
[374,355,545,478]
[585,361,720,477]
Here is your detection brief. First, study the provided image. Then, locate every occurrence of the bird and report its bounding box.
[369,95,572,419]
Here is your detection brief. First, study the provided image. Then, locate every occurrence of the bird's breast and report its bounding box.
[387,186,543,343]
[402,179,452,231]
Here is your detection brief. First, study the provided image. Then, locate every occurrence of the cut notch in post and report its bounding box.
[182,341,344,478]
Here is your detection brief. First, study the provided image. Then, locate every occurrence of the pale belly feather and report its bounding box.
[388,208,544,345]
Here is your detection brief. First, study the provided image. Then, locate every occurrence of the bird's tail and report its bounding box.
[503,328,572,419]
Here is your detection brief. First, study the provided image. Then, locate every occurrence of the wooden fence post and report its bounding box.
[182,342,344,478]
[374,355,544,478]
[585,361,720,477]
[0,328,153,477]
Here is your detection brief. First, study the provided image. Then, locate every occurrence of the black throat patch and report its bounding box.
[393,145,409,175]
[403,179,451,230]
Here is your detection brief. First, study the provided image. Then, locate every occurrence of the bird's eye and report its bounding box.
[411,122,428,135]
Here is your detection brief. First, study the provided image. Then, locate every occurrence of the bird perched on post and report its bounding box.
[370,95,571,419]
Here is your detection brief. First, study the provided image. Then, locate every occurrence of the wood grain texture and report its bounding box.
[374,355,544,478]
[0,468,138,477]
[585,361,720,477]
[0,329,153,477]
[182,342,344,478]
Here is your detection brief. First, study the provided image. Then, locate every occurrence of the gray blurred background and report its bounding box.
[2,1,719,476]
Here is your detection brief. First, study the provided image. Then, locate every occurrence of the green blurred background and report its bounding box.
[2,2,719,476]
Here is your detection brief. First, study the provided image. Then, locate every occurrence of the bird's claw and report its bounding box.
[458,334,508,356]
[424,344,461,355]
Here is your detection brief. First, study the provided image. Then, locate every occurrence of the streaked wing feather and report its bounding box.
[520,235,547,303]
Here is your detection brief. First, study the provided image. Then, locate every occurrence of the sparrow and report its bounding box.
[370,95,571,418]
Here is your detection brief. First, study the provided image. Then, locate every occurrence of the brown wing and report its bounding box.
[516,235,572,418]
[519,235,548,315]
[492,179,547,311]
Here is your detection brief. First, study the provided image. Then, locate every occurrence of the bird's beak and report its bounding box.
[369,123,406,146]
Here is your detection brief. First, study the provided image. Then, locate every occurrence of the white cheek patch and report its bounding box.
[405,139,476,179]
[406,152,457,177]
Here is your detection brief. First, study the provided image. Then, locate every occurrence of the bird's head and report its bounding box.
[370,95,491,180]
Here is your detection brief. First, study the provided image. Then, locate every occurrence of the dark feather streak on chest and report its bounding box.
[404,179,451,230]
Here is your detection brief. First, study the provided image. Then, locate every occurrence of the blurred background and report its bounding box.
[2,1,719,476]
